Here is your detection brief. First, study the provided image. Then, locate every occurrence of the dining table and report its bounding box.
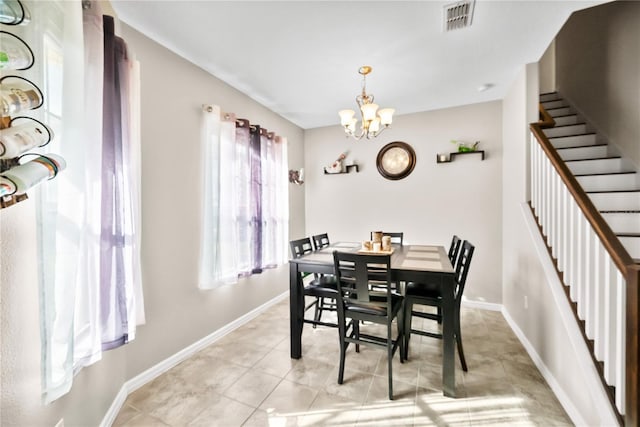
[288,241,458,397]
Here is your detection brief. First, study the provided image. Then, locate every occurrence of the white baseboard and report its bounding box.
[101,385,128,427]
[100,291,289,427]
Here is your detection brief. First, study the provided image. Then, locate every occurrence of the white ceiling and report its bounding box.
[112,0,605,130]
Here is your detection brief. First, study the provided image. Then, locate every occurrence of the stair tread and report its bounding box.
[548,132,597,139]
[587,189,640,193]
[574,171,636,177]
[601,210,640,213]
[617,232,640,237]
[540,91,559,96]
[565,156,621,162]
[552,113,579,119]
[545,106,572,111]
[557,143,607,150]
[548,123,586,128]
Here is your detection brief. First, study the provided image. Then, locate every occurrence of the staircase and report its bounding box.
[540,92,640,262]
[531,92,640,426]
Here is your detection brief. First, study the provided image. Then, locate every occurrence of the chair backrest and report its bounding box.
[332,251,393,308]
[290,237,314,259]
[453,240,475,303]
[370,231,404,246]
[312,233,330,250]
[448,235,461,265]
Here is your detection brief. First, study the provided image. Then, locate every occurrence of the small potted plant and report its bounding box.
[450,140,480,153]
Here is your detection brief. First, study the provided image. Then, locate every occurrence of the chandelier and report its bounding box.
[338,66,394,140]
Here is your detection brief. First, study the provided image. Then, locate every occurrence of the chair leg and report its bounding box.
[312,297,321,328]
[455,312,468,372]
[403,299,414,360]
[338,316,347,384]
[338,340,347,384]
[397,314,404,364]
[387,323,394,400]
[354,319,360,353]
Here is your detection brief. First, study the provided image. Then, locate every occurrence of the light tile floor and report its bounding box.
[113,298,571,426]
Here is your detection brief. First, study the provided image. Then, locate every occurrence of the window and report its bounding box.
[199,107,288,289]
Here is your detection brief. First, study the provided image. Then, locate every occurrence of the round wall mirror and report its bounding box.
[376,141,416,180]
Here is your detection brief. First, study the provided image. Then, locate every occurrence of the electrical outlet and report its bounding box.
[54,418,64,427]
[524,295,529,310]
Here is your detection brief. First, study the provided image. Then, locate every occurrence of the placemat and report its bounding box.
[357,248,394,255]
[401,259,443,270]
[406,251,440,260]
[409,245,439,252]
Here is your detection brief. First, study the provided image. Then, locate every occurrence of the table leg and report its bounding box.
[289,262,303,359]
[442,274,456,397]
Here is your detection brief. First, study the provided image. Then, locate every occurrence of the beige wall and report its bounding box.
[303,102,503,304]
[120,23,305,380]
[501,62,537,320]
[556,0,640,167]
[0,23,305,427]
[538,40,556,95]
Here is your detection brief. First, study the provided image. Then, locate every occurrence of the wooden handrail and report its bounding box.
[538,103,556,128]
[529,123,633,272]
[530,105,639,426]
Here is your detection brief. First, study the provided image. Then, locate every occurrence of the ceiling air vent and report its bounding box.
[443,0,475,31]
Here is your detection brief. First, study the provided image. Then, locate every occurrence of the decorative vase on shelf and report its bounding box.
[325,160,343,174]
[324,151,348,173]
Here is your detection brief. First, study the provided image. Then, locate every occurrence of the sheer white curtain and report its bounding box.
[36,1,144,404]
[35,0,87,403]
[199,108,288,289]
[260,133,288,267]
[274,136,289,264]
[199,106,240,288]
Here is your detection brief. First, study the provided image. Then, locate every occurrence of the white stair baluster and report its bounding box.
[558,184,568,273]
[570,202,581,300]
[552,171,558,258]
[531,136,538,212]
[594,239,605,361]
[575,213,585,308]
[539,150,546,229]
[554,173,562,258]
[615,268,626,414]
[565,197,574,288]
[581,220,593,325]
[603,257,616,385]
[535,140,540,214]
[545,157,552,236]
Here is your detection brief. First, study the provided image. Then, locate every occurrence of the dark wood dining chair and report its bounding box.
[369,231,404,291]
[402,240,475,371]
[289,237,338,328]
[311,233,330,250]
[437,235,462,323]
[310,233,336,320]
[332,251,405,400]
[370,231,404,246]
[448,235,461,265]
